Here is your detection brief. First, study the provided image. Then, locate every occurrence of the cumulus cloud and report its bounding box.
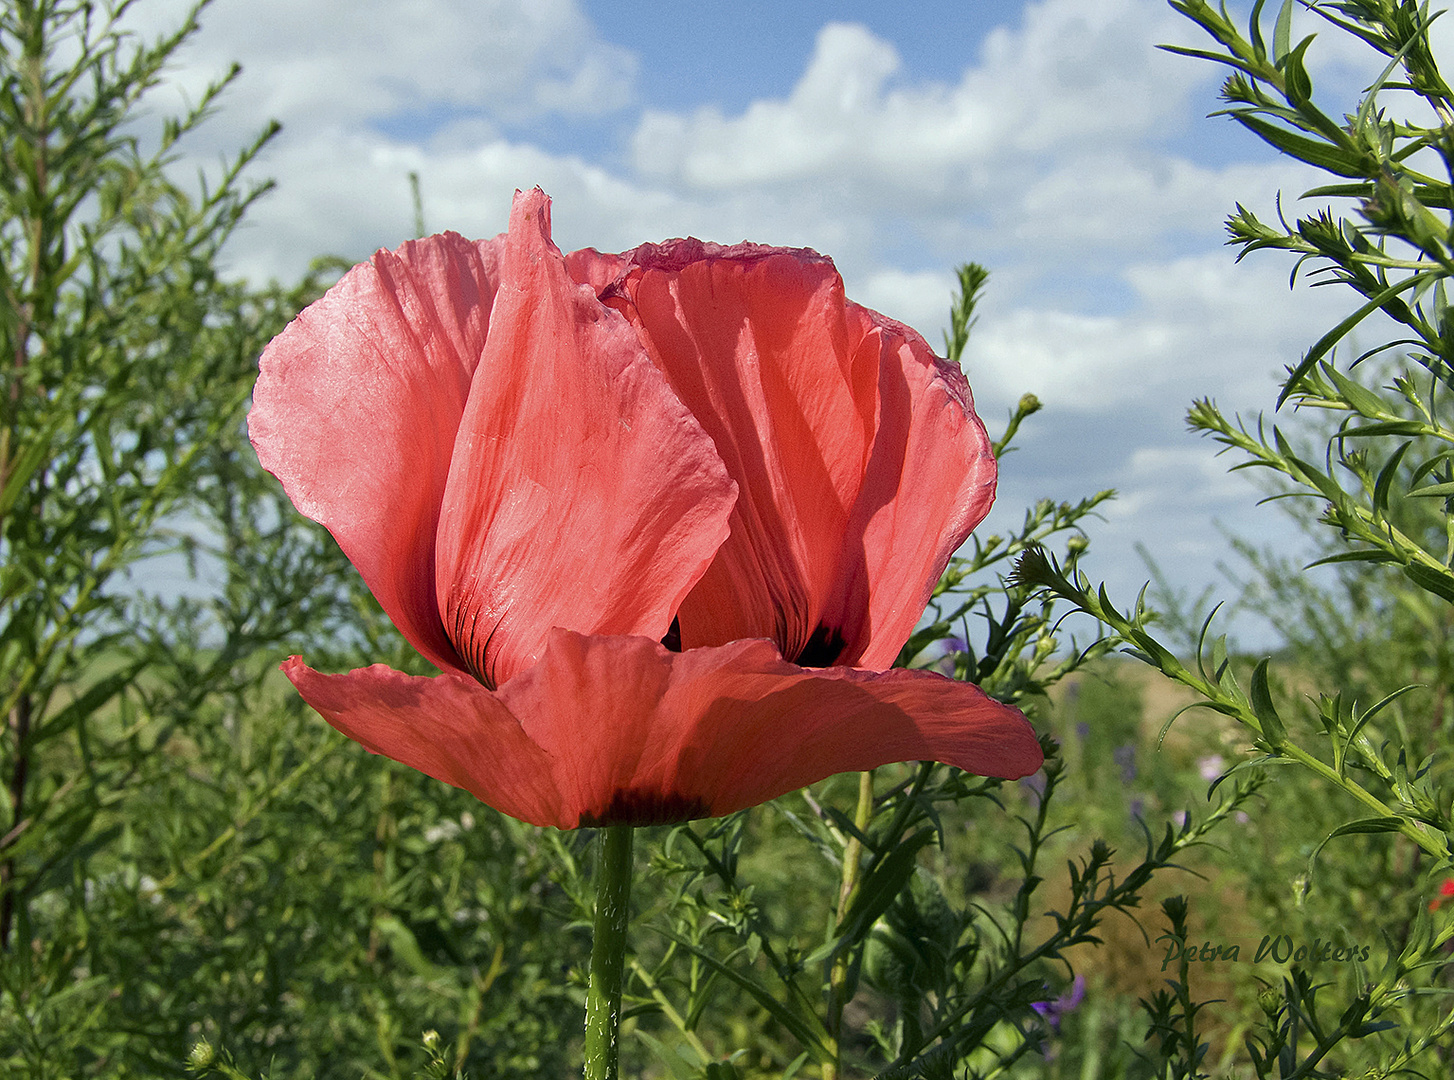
[632,0,1202,195]
[137,0,636,141]
[966,250,1349,414]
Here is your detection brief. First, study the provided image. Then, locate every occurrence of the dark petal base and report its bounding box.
[577,789,710,828]
[796,622,847,667]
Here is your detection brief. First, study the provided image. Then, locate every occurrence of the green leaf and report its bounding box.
[1372,441,1412,511]
[372,915,445,982]
[1321,361,1388,418]
[1409,481,1454,498]
[654,934,834,1065]
[1234,114,1366,178]
[0,411,69,519]
[1343,685,1423,773]
[1402,561,1454,603]
[837,827,937,945]
[1304,549,1399,569]
[1158,701,1216,750]
[1249,659,1287,747]
[1308,817,1409,868]
[1302,182,1375,199]
[1272,0,1294,62]
[1279,274,1434,406]
[30,659,147,749]
[633,1031,707,1080]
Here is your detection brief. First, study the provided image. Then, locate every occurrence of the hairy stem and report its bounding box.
[584,824,634,1080]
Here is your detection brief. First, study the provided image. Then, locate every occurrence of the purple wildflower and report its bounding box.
[1032,974,1086,1033]
[937,636,969,675]
[1020,770,1047,802]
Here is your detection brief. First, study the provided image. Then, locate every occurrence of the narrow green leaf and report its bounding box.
[1305,817,1411,887]
[1409,481,1454,498]
[1302,182,1374,199]
[837,828,937,944]
[1410,452,1454,486]
[633,1031,705,1080]
[1157,44,1264,79]
[1403,562,1454,603]
[1279,274,1434,406]
[372,914,445,982]
[1337,421,1429,438]
[1249,659,1287,747]
[1345,685,1423,763]
[1271,0,1294,61]
[1234,114,1367,178]
[31,660,147,749]
[655,934,833,1064]
[1304,549,1398,568]
[1158,702,1215,750]
[1321,361,1388,417]
[1373,442,1412,512]
[1322,816,1407,841]
[1282,36,1319,110]
[0,412,68,518]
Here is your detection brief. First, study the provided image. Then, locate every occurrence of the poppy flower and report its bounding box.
[249,187,1041,829]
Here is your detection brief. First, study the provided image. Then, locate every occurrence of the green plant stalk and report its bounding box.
[628,957,714,1062]
[1020,552,1449,860]
[824,769,875,1080]
[584,824,634,1080]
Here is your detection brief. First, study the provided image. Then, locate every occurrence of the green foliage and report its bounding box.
[1013,1,1454,1074]
[0,3,585,1076]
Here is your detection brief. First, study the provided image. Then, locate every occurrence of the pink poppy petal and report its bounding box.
[503,630,1043,827]
[564,247,631,295]
[250,233,503,675]
[611,242,879,664]
[284,657,567,828]
[819,306,997,669]
[434,190,736,688]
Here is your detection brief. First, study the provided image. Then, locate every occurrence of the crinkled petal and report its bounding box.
[250,233,502,675]
[434,191,736,688]
[817,306,997,669]
[287,632,1041,831]
[564,247,631,295]
[284,657,565,827]
[504,630,1042,827]
[610,241,879,664]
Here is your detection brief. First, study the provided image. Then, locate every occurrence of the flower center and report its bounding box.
[795,622,847,667]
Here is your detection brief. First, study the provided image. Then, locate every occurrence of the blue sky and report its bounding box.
[131,0,1414,645]
[582,3,1012,112]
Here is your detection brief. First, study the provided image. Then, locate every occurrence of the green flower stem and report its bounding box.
[825,770,876,1080]
[583,824,634,1080]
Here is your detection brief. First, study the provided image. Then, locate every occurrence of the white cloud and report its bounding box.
[131,0,636,151]
[851,268,961,344]
[966,250,1348,414]
[1110,445,1253,521]
[632,0,1204,197]
[1013,154,1319,247]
